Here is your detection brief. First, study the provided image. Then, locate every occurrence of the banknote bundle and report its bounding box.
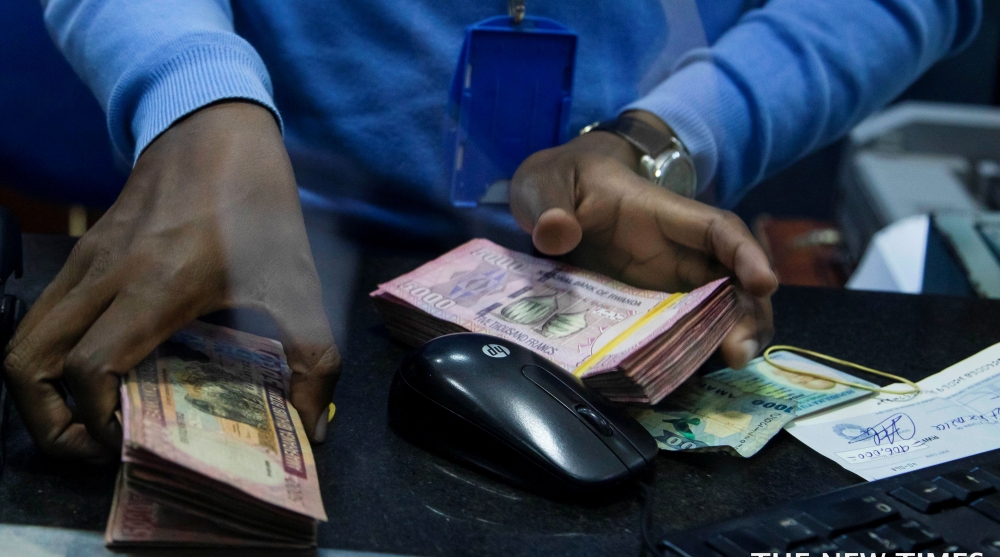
[106,322,327,548]
[630,376,797,457]
[631,351,878,457]
[371,239,741,404]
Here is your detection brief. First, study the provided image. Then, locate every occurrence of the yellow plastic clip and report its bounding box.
[762,345,920,396]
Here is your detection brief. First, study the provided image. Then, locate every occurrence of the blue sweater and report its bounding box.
[44,0,980,224]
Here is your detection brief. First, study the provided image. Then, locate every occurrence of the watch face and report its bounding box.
[654,151,697,197]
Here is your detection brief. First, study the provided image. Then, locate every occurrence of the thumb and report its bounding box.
[269,290,341,443]
[509,154,582,256]
[533,208,583,257]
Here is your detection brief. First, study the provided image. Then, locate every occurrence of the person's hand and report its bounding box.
[4,102,339,460]
[510,111,777,370]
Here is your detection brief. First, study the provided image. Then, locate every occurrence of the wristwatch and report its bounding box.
[580,114,697,198]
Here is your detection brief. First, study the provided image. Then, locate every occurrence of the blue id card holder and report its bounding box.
[445,3,577,207]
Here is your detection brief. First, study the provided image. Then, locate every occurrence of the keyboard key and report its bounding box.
[836,530,901,552]
[763,515,817,548]
[976,465,1000,487]
[708,532,780,557]
[890,480,958,512]
[874,520,942,551]
[972,493,1000,522]
[982,535,1000,555]
[660,540,716,557]
[933,469,996,501]
[925,542,972,555]
[798,540,843,554]
[803,495,898,534]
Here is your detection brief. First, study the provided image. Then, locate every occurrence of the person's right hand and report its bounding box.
[510,111,777,371]
[4,101,340,461]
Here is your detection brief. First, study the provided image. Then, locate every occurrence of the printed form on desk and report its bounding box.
[786,342,1000,481]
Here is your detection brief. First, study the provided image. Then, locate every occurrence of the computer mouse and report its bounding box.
[387,333,658,494]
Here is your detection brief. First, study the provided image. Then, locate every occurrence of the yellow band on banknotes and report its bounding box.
[763,345,920,396]
[573,293,685,378]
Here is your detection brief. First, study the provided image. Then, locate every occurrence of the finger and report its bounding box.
[664,206,774,296]
[509,153,583,256]
[64,285,201,450]
[3,278,120,458]
[266,276,341,443]
[615,244,729,293]
[7,239,102,352]
[2,366,109,461]
[718,291,774,369]
[619,176,776,297]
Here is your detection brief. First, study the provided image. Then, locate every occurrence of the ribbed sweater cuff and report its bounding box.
[107,33,281,164]
[623,54,751,205]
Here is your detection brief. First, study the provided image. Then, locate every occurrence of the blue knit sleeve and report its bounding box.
[43,0,281,165]
[626,0,982,207]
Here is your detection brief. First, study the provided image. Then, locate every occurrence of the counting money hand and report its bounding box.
[106,322,326,548]
[372,239,741,404]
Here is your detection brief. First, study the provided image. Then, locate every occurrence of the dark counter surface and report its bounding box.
[2,234,1000,557]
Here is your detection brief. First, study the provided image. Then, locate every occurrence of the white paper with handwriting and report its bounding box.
[785,342,1000,480]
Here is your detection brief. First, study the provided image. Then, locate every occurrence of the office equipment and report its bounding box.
[658,449,1000,555]
[838,102,1000,266]
[847,211,1000,298]
[925,212,1000,298]
[387,333,657,494]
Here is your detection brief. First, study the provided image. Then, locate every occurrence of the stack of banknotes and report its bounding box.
[371,239,741,405]
[106,322,327,549]
[631,351,878,457]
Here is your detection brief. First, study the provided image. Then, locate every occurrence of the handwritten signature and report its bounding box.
[932,407,1000,431]
[848,413,916,445]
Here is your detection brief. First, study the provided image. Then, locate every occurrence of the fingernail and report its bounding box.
[312,413,328,443]
[741,339,760,367]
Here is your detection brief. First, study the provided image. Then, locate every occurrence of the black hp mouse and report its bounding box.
[387,333,658,494]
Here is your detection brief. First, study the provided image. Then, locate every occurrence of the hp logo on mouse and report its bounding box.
[482,344,510,358]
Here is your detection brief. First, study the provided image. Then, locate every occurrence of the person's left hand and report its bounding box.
[509,111,778,370]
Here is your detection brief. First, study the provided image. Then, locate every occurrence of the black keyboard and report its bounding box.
[661,449,1000,556]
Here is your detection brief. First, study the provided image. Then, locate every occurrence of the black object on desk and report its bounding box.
[3,234,1000,557]
[661,449,1000,555]
[388,332,657,495]
[0,206,24,478]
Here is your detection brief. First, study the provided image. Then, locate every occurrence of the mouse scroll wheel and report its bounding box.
[575,405,613,436]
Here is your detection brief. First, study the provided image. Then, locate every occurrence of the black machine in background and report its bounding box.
[0,206,24,478]
[659,449,1000,556]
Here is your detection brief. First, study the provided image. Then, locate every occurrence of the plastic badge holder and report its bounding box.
[446,16,577,207]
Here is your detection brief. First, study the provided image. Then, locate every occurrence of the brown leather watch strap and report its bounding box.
[591,115,676,158]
